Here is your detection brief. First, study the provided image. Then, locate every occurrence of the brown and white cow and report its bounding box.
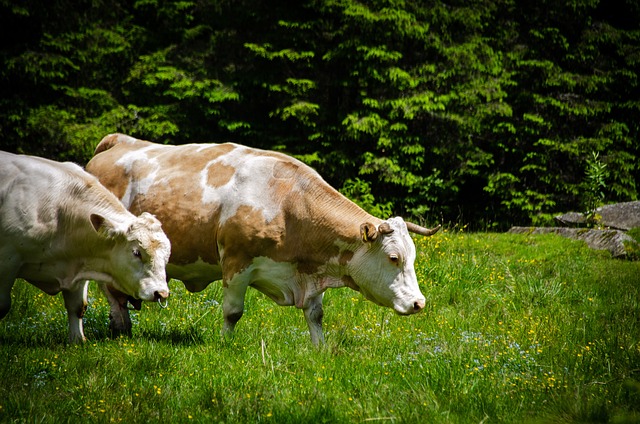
[86,134,440,345]
[0,151,171,343]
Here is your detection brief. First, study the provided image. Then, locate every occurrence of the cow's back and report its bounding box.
[1,152,87,243]
[87,136,233,273]
[86,134,363,285]
[3,151,133,254]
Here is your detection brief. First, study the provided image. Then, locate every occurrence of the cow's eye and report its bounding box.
[133,248,142,259]
[389,254,399,264]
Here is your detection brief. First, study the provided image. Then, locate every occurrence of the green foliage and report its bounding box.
[339,177,393,218]
[0,0,638,227]
[1,232,639,422]
[583,151,609,224]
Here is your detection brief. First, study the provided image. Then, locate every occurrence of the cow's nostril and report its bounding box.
[154,290,169,301]
[413,300,425,311]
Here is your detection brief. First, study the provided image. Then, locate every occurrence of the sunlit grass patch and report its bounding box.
[1,230,639,423]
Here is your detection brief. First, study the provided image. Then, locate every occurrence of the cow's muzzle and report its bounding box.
[395,298,425,315]
[413,298,425,312]
[154,290,169,309]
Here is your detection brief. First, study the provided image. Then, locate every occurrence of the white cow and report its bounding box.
[0,151,171,343]
[87,134,440,345]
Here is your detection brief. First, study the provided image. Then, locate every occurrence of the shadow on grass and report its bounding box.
[138,326,206,346]
[0,322,208,347]
[0,331,68,347]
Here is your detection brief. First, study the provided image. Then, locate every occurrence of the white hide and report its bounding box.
[115,146,161,208]
[347,218,425,315]
[0,151,171,343]
[203,145,299,225]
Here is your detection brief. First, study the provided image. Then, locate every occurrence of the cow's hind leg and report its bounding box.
[62,282,88,343]
[222,280,249,337]
[303,294,325,346]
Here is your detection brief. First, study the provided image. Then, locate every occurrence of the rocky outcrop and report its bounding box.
[509,227,638,258]
[555,201,640,231]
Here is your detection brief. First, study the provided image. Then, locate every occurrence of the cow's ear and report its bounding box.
[90,213,118,237]
[90,214,105,233]
[360,222,378,242]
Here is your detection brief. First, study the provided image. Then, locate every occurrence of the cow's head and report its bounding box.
[347,217,438,315]
[90,212,171,303]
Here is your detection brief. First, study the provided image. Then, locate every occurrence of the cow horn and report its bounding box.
[406,222,441,236]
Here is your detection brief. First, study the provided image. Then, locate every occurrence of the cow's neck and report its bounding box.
[306,183,382,241]
[295,184,382,286]
[59,199,131,259]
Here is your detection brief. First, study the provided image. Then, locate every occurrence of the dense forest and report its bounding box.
[1,0,638,229]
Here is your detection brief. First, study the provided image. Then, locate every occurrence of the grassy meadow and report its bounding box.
[1,229,639,423]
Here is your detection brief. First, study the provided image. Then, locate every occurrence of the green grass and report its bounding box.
[1,230,639,423]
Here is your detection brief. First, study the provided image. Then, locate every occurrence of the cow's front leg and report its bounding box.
[303,294,325,346]
[222,279,249,337]
[98,282,132,337]
[62,283,88,343]
[0,272,17,320]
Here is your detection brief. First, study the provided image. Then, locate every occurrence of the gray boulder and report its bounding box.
[509,227,638,258]
[555,201,640,231]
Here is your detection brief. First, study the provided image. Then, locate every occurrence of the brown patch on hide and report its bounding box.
[217,204,282,281]
[162,143,235,177]
[86,155,130,202]
[339,250,354,266]
[207,162,235,188]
